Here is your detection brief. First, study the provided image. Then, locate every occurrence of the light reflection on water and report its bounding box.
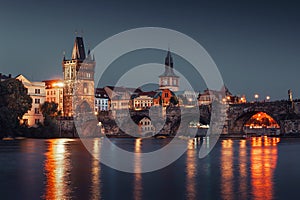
[10,136,282,199]
[90,139,101,200]
[186,138,198,200]
[43,139,72,200]
[221,139,234,200]
[219,137,280,200]
[134,138,142,200]
[250,137,279,200]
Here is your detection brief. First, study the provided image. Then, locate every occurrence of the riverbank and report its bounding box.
[4,133,300,141]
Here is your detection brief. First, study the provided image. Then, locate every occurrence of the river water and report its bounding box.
[0,137,299,200]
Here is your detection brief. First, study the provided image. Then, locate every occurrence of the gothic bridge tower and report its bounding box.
[62,36,95,116]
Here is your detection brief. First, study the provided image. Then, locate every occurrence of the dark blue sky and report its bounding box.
[0,0,300,100]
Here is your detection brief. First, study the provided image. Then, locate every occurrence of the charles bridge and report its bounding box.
[58,100,300,136]
[225,100,300,134]
[125,100,300,135]
[191,100,300,135]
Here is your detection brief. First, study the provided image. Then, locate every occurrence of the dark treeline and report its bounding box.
[0,79,60,138]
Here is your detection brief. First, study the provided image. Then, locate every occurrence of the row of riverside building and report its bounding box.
[0,36,246,128]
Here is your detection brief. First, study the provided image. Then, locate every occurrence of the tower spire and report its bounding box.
[165,48,173,68]
[71,36,86,60]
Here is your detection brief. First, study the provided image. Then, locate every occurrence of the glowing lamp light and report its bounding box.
[52,82,64,87]
[266,96,270,100]
[254,94,259,100]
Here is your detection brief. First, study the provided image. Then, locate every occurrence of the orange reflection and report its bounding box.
[134,138,142,200]
[239,140,247,199]
[250,137,280,200]
[90,139,101,199]
[186,139,197,200]
[44,139,72,200]
[221,139,233,200]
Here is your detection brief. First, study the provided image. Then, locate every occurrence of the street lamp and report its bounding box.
[266,96,270,101]
[254,94,259,102]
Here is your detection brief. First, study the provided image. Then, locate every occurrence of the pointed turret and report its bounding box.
[71,37,86,60]
[86,49,92,61]
[165,49,173,68]
[160,49,178,77]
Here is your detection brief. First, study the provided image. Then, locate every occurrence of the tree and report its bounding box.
[40,102,59,118]
[40,102,59,126]
[39,102,60,137]
[170,96,179,106]
[0,79,32,137]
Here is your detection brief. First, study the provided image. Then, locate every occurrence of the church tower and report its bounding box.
[159,50,179,91]
[62,36,95,116]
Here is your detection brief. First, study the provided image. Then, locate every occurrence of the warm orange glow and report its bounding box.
[186,139,197,200]
[134,138,142,200]
[250,137,279,200]
[91,139,101,199]
[245,112,280,129]
[52,82,64,88]
[44,139,71,200]
[239,140,247,199]
[221,140,233,199]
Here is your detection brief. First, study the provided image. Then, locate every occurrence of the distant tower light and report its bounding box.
[288,89,293,102]
[254,94,259,101]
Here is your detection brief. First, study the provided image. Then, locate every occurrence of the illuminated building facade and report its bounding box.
[95,88,109,112]
[16,74,45,127]
[198,86,246,105]
[130,91,156,110]
[153,88,178,107]
[43,80,64,114]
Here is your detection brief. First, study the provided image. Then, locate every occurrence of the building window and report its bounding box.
[35,99,40,104]
[83,83,88,94]
[34,108,40,114]
[35,119,40,124]
[35,89,41,94]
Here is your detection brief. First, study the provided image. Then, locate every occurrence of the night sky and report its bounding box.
[0,0,300,100]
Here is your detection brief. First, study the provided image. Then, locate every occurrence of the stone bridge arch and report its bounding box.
[227,101,292,134]
[230,110,280,134]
